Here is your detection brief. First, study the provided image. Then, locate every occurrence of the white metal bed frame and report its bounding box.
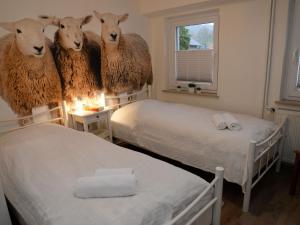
[0,100,224,225]
[0,105,66,133]
[243,119,286,212]
[107,85,287,213]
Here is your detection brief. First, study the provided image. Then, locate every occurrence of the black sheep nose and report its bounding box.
[34,46,43,53]
[110,33,117,40]
[74,41,81,48]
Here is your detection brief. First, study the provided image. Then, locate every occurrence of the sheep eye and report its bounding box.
[118,20,120,25]
[16,29,22,34]
[60,24,65,29]
[100,19,104,23]
[80,25,82,29]
[42,28,45,33]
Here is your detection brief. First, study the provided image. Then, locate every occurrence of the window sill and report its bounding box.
[275,100,300,107]
[162,89,219,97]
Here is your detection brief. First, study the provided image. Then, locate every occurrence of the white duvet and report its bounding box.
[0,124,211,225]
[111,100,277,190]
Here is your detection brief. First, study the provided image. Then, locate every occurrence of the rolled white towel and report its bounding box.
[95,168,134,176]
[223,113,242,130]
[74,174,137,198]
[212,114,227,130]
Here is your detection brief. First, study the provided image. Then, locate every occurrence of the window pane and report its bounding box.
[175,23,215,83]
[176,23,214,51]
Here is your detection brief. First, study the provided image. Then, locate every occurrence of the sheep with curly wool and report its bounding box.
[93,12,152,94]
[0,18,62,117]
[40,15,102,102]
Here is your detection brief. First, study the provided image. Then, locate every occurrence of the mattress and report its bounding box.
[111,99,277,190]
[0,124,211,225]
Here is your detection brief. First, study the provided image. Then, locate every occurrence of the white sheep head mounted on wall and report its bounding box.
[0,18,50,57]
[93,11,128,47]
[39,15,93,51]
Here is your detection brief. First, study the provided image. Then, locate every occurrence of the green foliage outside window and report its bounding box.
[178,26,191,50]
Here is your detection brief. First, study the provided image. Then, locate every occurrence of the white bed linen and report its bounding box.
[0,124,211,225]
[111,100,277,190]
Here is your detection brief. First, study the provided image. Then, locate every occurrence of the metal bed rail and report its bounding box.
[242,118,287,212]
[105,85,151,110]
[163,167,224,225]
[0,104,66,134]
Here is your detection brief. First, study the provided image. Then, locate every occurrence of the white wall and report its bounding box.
[137,0,210,15]
[145,0,273,117]
[267,0,289,109]
[259,0,290,121]
[0,0,290,119]
[0,0,149,120]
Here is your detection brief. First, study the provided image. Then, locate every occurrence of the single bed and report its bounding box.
[0,110,224,225]
[109,88,286,212]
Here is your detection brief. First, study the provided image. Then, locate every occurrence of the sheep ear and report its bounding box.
[118,13,129,23]
[39,15,60,27]
[81,15,93,26]
[0,22,15,32]
[93,11,103,21]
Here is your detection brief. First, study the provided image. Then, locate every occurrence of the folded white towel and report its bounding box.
[95,168,134,176]
[223,113,242,131]
[212,114,227,130]
[74,174,137,198]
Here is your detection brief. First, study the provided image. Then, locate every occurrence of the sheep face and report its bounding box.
[94,11,128,47]
[0,18,48,57]
[39,15,92,51]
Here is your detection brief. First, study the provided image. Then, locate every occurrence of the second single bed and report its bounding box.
[111,98,286,212]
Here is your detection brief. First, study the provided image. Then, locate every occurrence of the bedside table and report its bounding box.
[68,108,113,142]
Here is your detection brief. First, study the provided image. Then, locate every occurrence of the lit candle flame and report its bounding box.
[99,93,105,107]
[67,92,106,114]
[74,98,84,114]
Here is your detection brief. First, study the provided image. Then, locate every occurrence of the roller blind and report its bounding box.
[176,50,213,83]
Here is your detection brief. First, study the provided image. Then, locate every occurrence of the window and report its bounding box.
[282,0,300,100]
[167,10,219,91]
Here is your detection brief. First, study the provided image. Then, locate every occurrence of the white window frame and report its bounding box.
[166,10,219,92]
[282,0,300,100]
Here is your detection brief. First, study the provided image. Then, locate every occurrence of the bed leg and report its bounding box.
[147,85,152,99]
[276,120,287,172]
[243,141,256,212]
[243,185,251,213]
[212,167,224,225]
[61,101,68,127]
[276,138,284,173]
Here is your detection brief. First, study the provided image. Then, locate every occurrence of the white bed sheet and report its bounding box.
[0,124,211,225]
[111,100,277,190]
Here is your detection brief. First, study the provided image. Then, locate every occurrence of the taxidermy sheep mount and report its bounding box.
[94,11,153,95]
[39,15,102,103]
[0,18,62,117]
